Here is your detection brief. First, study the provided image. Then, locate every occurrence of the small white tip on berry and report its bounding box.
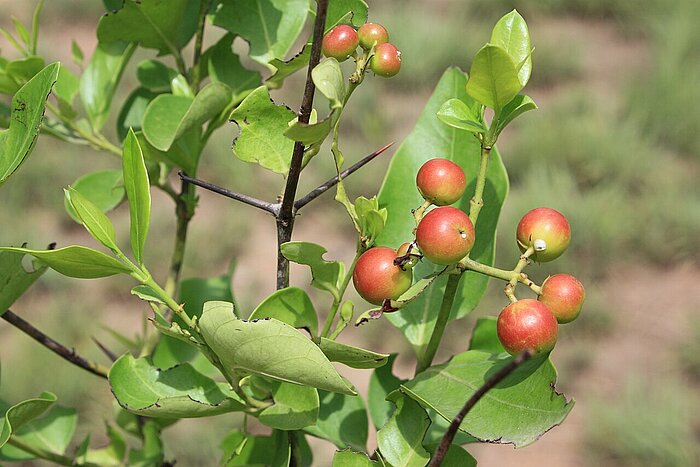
[533,239,547,251]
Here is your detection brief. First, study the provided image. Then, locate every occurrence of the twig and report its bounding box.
[428,350,533,466]
[2,309,109,379]
[275,0,329,290]
[294,142,394,211]
[178,172,279,215]
[91,337,117,362]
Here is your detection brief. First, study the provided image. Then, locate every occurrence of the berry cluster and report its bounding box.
[353,158,586,356]
[322,22,401,77]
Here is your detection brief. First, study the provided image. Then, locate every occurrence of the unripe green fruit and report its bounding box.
[370,43,401,77]
[415,206,475,265]
[353,246,412,305]
[416,158,467,206]
[322,25,359,62]
[538,274,585,324]
[358,22,389,50]
[516,207,571,262]
[497,299,558,355]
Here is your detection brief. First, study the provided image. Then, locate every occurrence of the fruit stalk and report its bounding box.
[320,250,361,339]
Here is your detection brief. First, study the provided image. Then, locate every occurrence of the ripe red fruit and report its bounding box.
[497,299,558,355]
[538,274,585,324]
[416,158,467,206]
[358,22,389,50]
[370,43,401,77]
[516,207,571,262]
[415,206,475,265]
[353,246,412,305]
[322,25,359,62]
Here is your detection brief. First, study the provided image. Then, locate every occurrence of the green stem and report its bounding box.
[468,145,491,225]
[413,199,432,225]
[190,0,210,92]
[7,437,77,466]
[45,103,122,157]
[459,257,516,281]
[143,276,196,331]
[320,251,361,339]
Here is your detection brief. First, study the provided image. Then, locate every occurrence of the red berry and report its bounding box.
[370,43,401,77]
[353,246,413,305]
[416,158,467,206]
[516,207,571,262]
[538,274,585,324]
[497,299,558,355]
[415,206,475,265]
[322,25,359,62]
[358,22,389,50]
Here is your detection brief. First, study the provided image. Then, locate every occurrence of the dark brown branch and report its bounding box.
[294,142,394,211]
[275,0,329,290]
[178,172,279,215]
[428,350,534,467]
[2,309,109,379]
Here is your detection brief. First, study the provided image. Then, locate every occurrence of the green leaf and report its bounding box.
[436,98,487,133]
[0,62,59,186]
[266,44,310,89]
[249,287,318,336]
[97,0,200,55]
[130,285,164,305]
[220,430,293,467]
[376,68,509,355]
[206,33,261,104]
[319,338,388,369]
[63,170,125,222]
[326,0,369,28]
[109,353,246,418]
[332,449,377,467]
[305,391,368,451]
[53,65,80,117]
[0,250,47,314]
[229,86,296,175]
[135,130,200,175]
[284,109,338,147]
[0,246,131,279]
[260,381,319,430]
[401,350,574,447]
[281,242,342,299]
[465,44,522,112]
[212,0,309,66]
[0,406,77,460]
[122,129,151,266]
[368,354,403,430]
[127,421,163,467]
[80,41,135,131]
[313,58,345,109]
[136,60,178,93]
[468,316,505,354]
[142,82,231,152]
[0,391,56,449]
[71,40,84,67]
[495,93,537,134]
[80,424,127,466]
[490,10,532,87]
[424,444,477,467]
[376,395,431,467]
[3,56,45,84]
[198,301,356,395]
[117,87,160,141]
[65,187,119,252]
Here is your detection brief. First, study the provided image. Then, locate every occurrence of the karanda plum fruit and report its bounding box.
[538,274,585,323]
[516,207,571,262]
[353,246,413,305]
[416,158,467,206]
[497,299,558,355]
[415,206,475,265]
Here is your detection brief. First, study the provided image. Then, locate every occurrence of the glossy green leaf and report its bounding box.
[401,350,574,447]
[332,449,377,467]
[376,68,508,354]
[437,98,487,133]
[220,430,294,467]
[53,65,80,117]
[117,87,160,141]
[3,56,45,85]
[319,338,388,369]
[63,170,125,222]
[135,130,200,175]
[0,62,58,186]
[249,287,318,336]
[468,316,505,354]
[313,58,345,109]
[109,353,246,418]
[136,59,177,93]
[122,129,151,266]
[65,187,119,252]
[424,444,477,467]
[495,94,537,134]
[212,0,309,65]
[327,0,369,28]
[229,86,296,175]
[130,285,164,305]
[267,44,310,89]
[97,0,199,54]
[376,395,430,467]
[206,34,261,104]
[80,41,135,131]
[198,301,356,395]
[368,354,403,430]
[0,246,131,279]
[0,406,77,460]
[260,381,319,430]
[305,391,368,451]
[490,10,532,87]
[466,45,522,112]
[0,250,47,314]
[281,242,342,299]
[0,391,56,449]
[284,109,338,147]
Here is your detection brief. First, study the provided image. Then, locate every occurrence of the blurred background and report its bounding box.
[1,0,699,465]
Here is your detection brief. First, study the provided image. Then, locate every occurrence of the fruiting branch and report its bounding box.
[428,350,533,467]
[178,172,280,215]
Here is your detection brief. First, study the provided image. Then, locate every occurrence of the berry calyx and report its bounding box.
[497,299,558,355]
[353,246,413,305]
[322,25,359,62]
[415,206,475,265]
[516,207,571,262]
[358,22,389,50]
[416,158,467,206]
[370,43,401,77]
[538,274,585,324]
